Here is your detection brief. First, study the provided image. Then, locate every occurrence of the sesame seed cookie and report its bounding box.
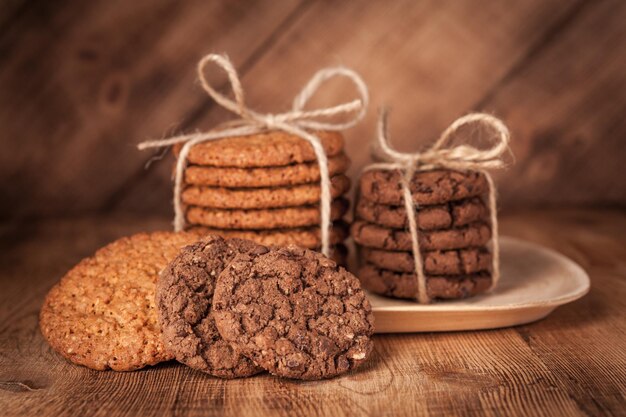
[174,130,344,168]
[186,198,349,230]
[39,231,201,371]
[187,221,349,249]
[184,153,350,188]
[181,175,350,209]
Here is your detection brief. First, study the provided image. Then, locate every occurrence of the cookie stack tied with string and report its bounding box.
[139,54,369,264]
[175,130,352,265]
[351,110,511,303]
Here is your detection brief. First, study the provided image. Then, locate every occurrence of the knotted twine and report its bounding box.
[365,109,511,303]
[138,53,369,256]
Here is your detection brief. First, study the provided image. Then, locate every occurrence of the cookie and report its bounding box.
[174,130,344,168]
[184,153,350,188]
[39,231,201,371]
[181,175,351,209]
[359,169,488,205]
[351,220,491,251]
[360,247,492,274]
[212,245,375,380]
[359,264,492,300]
[187,221,349,249]
[355,197,488,229]
[156,235,266,378]
[186,198,349,229]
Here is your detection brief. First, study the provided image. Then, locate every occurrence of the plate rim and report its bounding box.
[369,236,591,312]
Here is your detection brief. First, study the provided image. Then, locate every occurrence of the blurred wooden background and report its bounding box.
[1,0,625,221]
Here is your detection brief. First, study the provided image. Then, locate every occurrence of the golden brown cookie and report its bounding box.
[187,221,349,249]
[184,153,350,188]
[360,247,492,274]
[181,175,351,209]
[359,264,492,300]
[174,130,344,168]
[39,231,201,371]
[355,197,488,229]
[351,220,491,251]
[213,245,375,380]
[186,198,350,229]
[359,169,488,205]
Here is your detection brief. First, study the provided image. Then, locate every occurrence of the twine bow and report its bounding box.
[366,109,510,303]
[138,54,369,256]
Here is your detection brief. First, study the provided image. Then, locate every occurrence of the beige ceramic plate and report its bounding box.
[369,236,590,333]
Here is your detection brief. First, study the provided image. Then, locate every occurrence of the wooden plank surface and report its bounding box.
[483,0,626,206]
[0,0,305,218]
[143,0,590,213]
[3,0,626,220]
[223,0,581,178]
[1,209,624,417]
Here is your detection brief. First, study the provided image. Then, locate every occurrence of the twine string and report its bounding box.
[138,53,369,256]
[364,109,510,303]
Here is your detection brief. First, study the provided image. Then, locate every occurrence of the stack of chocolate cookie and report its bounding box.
[351,169,494,301]
[175,130,352,264]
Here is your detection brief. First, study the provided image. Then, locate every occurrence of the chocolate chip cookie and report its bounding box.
[212,245,375,380]
[39,231,201,371]
[361,247,492,274]
[359,169,488,205]
[359,264,492,300]
[351,220,492,251]
[157,235,266,378]
[355,197,487,229]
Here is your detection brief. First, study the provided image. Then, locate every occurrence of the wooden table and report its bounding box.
[1,209,624,416]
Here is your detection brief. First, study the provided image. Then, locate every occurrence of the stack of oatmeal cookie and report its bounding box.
[352,169,494,301]
[175,130,352,264]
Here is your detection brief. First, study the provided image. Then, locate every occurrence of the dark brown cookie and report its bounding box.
[186,221,349,249]
[351,220,491,251]
[157,235,266,378]
[359,264,492,300]
[359,169,488,205]
[181,174,350,209]
[186,198,350,229]
[212,245,375,380]
[355,197,488,229]
[360,247,492,274]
